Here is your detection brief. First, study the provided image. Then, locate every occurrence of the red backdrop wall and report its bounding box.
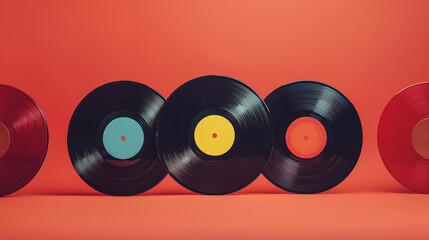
[2,0,428,195]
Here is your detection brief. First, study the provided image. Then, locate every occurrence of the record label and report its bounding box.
[194,114,235,157]
[0,122,10,158]
[411,118,429,160]
[285,117,327,159]
[102,117,144,160]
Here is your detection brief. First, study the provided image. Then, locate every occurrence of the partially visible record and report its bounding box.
[378,82,429,193]
[263,81,362,194]
[156,75,273,195]
[68,81,167,196]
[0,85,48,197]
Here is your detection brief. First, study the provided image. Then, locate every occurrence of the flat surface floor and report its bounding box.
[1,191,428,239]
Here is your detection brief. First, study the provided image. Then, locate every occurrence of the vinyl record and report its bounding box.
[0,85,48,197]
[263,81,362,194]
[67,81,167,196]
[378,82,429,193]
[156,75,273,195]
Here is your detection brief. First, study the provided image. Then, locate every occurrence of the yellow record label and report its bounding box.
[194,115,235,156]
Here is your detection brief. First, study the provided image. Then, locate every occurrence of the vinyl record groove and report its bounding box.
[156,75,273,195]
[0,85,48,197]
[263,81,362,194]
[67,81,167,196]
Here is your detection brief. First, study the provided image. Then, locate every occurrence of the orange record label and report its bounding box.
[285,117,327,159]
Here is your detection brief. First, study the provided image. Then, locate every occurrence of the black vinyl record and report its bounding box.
[67,81,167,196]
[263,81,362,194]
[156,75,273,195]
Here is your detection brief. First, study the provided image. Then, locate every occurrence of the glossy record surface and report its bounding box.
[0,85,48,197]
[378,82,429,193]
[156,75,273,195]
[263,81,363,193]
[67,81,167,196]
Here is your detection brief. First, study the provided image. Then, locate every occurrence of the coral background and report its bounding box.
[1,0,428,239]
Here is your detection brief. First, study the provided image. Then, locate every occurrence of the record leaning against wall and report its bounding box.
[156,75,273,195]
[263,81,363,194]
[378,82,429,193]
[67,81,167,196]
[0,85,48,197]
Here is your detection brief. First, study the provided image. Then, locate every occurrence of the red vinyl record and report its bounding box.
[0,85,48,197]
[378,82,429,193]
